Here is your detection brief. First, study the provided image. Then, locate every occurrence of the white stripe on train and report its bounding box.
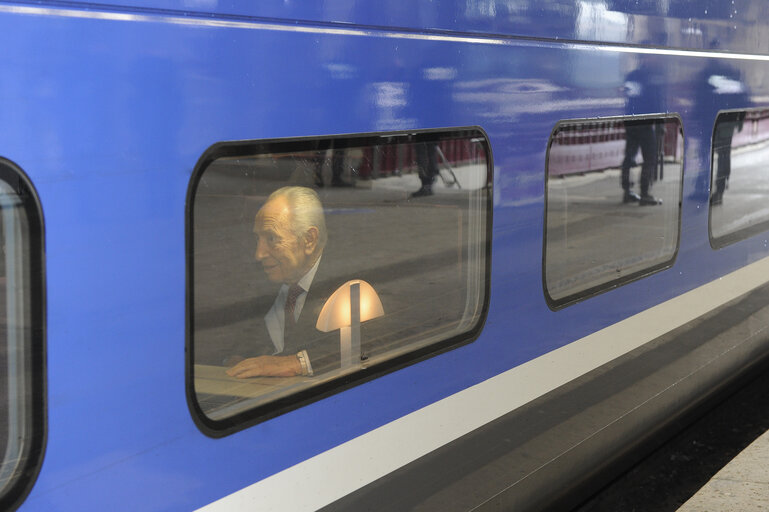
[198,255,769,511]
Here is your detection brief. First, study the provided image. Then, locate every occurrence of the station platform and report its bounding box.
[677,427,769,511]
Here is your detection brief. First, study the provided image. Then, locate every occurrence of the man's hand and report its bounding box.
[226,355,302,378]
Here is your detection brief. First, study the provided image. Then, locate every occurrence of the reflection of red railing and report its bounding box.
[552,121,627,146]
[732,109,769,148]
[549,121,681,176]
[358,139,483,178]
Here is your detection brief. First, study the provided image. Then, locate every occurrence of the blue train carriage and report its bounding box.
[0,1,767,510]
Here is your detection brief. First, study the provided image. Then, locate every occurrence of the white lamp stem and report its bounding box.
[350,282,361,365]
[340,326,351,367]
[340,282,361,369]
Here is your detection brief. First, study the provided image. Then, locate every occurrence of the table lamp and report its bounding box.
[316,280,384,368]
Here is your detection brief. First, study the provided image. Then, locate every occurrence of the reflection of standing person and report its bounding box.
[711,113,745,205]
[227,186,339,378]
[620,53,663,206]
[409,39,452,198]
[411,142,440,197]
[693,40,750,203]
[621,121,660,205]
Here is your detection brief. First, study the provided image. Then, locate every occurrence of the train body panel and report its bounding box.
[0,1,767,510]
[9,1,768,54]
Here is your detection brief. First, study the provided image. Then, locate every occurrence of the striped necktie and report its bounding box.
[284,284,303,323]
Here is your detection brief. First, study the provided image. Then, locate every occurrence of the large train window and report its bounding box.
[0,159,45,510]
[544,116,683,308]
[709,109,769,248]
[187,129,491,434]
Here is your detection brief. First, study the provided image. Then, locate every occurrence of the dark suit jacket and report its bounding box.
[194,259,356,375]
[255,261,344,375]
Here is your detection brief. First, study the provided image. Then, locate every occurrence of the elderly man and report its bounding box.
[227,186,335,378]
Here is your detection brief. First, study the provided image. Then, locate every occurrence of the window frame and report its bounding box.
[542,114,684,310]
[0,158,46,512]
[185,128,493,437]
[708,107,769,249]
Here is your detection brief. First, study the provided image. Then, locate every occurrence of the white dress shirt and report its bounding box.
[263,256,321,373]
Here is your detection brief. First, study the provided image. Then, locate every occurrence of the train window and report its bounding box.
[709,109,769,248]
[187,129,491,433]
[544,116,683,308]
[0,159,45,510]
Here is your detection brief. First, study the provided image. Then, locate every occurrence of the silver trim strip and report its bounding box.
[2,4,769,60]
[0,4,503,44]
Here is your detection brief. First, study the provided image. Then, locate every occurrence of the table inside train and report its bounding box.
[194,364,309,398]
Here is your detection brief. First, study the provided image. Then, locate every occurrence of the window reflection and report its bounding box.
[709,109,769,247]
[0,161,44,507]
[190,131,490,423]
[544,117,683,307]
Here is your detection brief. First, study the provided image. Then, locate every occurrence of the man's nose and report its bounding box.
[255,238,267,261]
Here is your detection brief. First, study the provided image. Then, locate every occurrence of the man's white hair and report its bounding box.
[267,186,327,250]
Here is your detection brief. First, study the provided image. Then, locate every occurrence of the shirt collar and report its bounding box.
[296,254,321,293]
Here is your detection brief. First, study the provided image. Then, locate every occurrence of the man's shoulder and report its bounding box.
[306,274,344,309]
[304,265,349,326]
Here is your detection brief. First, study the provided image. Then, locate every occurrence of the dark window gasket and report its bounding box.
[542,114,684,310]
[708,107,768,249]
[185,127,493,437]
[0,158,46,512]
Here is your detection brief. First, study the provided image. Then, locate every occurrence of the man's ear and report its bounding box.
[303,226,319,255]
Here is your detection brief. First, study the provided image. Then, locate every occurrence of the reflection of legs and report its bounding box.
[314,149,352,187]
[713,145,731,200]
[655,122,665,181]
[712,125,735,204]
[638,126,656,196]
[621,137,639,191]
[411,142,439,197]
[330,149,352,187]
[621,126,641,202]
[621,123,660,205]
[313,153,325,187]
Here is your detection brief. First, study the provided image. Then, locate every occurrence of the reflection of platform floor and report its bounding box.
[367,163,487,192]
[711,143,769,240]
[546,165,681,300]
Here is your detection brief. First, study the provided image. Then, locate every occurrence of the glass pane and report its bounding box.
[710,109,769,247]
[189,131,490,423]
[544,117,683,307]
[0,164,42,508]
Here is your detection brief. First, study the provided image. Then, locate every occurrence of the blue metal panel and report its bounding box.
[0,2,765,510]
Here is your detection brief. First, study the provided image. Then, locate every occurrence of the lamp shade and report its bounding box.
[316,280,384,332]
